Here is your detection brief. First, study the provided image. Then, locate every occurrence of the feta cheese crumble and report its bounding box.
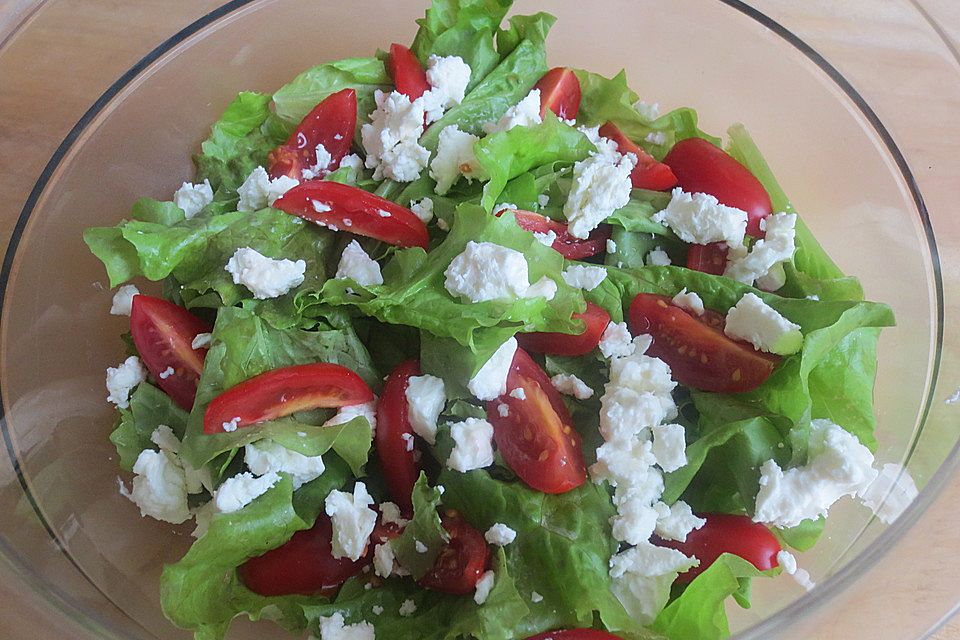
[508,387,526,401]
[857,463,918,524]
[244,440,326,489]
[550,373,594,400]
[409,197,434,224]
[650,423,687,472]
[444,242,556,303]
[110,284,140,316]
[335,240,383,287]
[221,417,241,432]
[405,374,446,444]
[609,542,699,624]
[126,449,190,523]
[564,151,637,239]
[191,333,212,349]
[300,143,333,180]
[173,179,214,219]
[317,613,375,640]
[214,471,280,513]
[446,418,495,472]
[606,238,618,254]
[652,188,748,246]
[467,337,518,401]
[599,321,634,359]
[473,570,496,605]
[373,542,397,578]
[325,482,378,561]
[653,500,705,542]
[724,292,803,355]
[322,401,378,434]
[561,264,607,291]
[420,54,472,122]
[225,247,306,299]
[430,125,483,195]
[484,523,517,546]
[158,366,175,380]
[484,89,542,134]
[361,90,431,182]
[671,288,704,316]
[105,356,147,409]
[646,248,671,266]
[237,166,298,211]
[398,599,417,617]
[533,230,558,247]
[724,212,797,285]
[531,591,544,603]
[379,501,408,527]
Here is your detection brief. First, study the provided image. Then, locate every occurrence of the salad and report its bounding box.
[83,1,918,639]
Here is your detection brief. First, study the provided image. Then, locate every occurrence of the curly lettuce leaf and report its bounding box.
[391,473,447,579]
[110,383,189,471]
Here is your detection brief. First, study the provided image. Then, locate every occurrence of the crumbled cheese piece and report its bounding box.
[650,423,687,472]
[225,247,306,299]
[645,131,667,146]
[237,166,298,211]
[105,356,147,409]
[401,432,415,452]
[214,471,280,513]
[492,203,517,216]
[606,238,617,254]
[590,438,659,494]
[361,90,430,182]
[173,179,214,219]
[110,284,140,315]
[398,599,417,617]
[577,124,621,162]
[473,570,496,605]
[561,264,607,291]
[430,125,483,194]
[467,337,518,401]
[244,440,325,489]
[646,248,671,266]
[312,200,332,213]
[221,417,241,432]
[599,321,634,359]
[372,605,384,616]
[634,100,660,120]
[857,463,918,524]
[409,197,434,224]
[405,374,446,445]
[777,550,798,575]
[533,230,557,247]
[531,591,544,603]
[338,153,364,181]
[509,387,526,401]
[724,212,797,285]
[538,194,550,208]
[322,401,378,434]
[301,143,334,179]
[414,539,428,553]
[335,240,383,287]
[724,292,802,355]
[325,482,378,561]
[609,542,697,625]
[497,403,510,417]
[378,501,409,528]
[652,188,748,246]
[753,419,878,528]
[611,496,660,545]
[550,373,594,400]
[191,333,212,349]
[564,152,637,239]
[444,241,556,303]
[318,613,375,640]
[485,89,542,134]
[420,55,471,122]
[436,218,450,231]
[653,500,705,542]
[600,389,670,442]
[446,418,495,472]
[484,523,517,546]
[126,449,190,523]
[158,366,175,380]
[671,288,704,316]
[373,542,396,578]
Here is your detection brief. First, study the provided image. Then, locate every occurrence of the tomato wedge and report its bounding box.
[662,138,773,237]
[419,515,491,595]
[686,242,729,275]
[517,302,610,356]
[598,122,678,191]
[130,295,211,411]
[525,631,625,640]
[503,209,610,260]
[655,513,781,583]
[534,67,582,120]
[267,88,357,180]
[273,181,429,249]
[388,43,430,100]
[485,349,587,494]
[376,359,422,514]
[628,293,779,393]
[203,363,373,434]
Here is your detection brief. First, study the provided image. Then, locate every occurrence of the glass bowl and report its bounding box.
[2,1,959,638]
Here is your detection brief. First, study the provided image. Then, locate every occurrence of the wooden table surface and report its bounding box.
[0,1,958,639]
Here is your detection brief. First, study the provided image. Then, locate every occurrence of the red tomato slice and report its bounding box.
[130,295,212,411]
[504,209,610,260]
[273,181,429,249]
[662,138,773,237]
[655,513,781,583]
[628,293,779,393]
[375,359,422,514]
[534,67,582,120]
[517,302,610,356]
[485,349,587,494]
[598,122,678,191]
[686,242,729,275]
[267,88,357,180]
[203,363,373,434]
[388,43,430,100]
[419,515,491,595]
[525,631,625,640]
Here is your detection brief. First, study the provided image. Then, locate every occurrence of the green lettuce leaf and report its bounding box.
[110,383,189,471]
[391,473,447,579]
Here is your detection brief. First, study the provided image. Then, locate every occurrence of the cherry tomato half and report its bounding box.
[525,631,625,640]
[534,67,581,121]
[686,242,729,275]
[130,295,212,411]
[418,515,491,595]
[273,181,429,249]
[203,363,374,434]
[267,88,357,180]
[485,349,587,494]
[506,209,611,260]
[517,302,610,356]
[662,138,773,237]
[388,43,431,100]
[654,513,781,583]
[628,293,779,393]
[598,122,678,191]
[375,359,422,514]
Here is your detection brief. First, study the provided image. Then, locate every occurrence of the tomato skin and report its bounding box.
[485,349,587,494]
[419,515,491,595]
[534,67,581,120]
[517,302,610,356]
[525,631,625,640]
[273,181,429,249]
[662,138,773,237]
[599,122,678,191]
[504,209,610,260]
[203,363,374,434]
[655,513,781,583]
[628,293,779,393]
[267,88,357,180]
[130,295,212,411]
[388,43,430,100]
[375,359,422,514]
[686,242,729,275]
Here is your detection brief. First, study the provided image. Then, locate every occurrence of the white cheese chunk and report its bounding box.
[606,238,618,254]
[214,471,280,513]
[577,124,621,162]
[373,541,397,579]
[724,212,797,285]
[590,438,657,490]
[237,166,298,211]
[446,417,495,472]
[398,598,417,617]
[484,89,542,134]
[244,440,326,489]
[225,247,306,299]
[857,463,918,524]
[550,373,594,400]
[191,333,212,349]
[653,500,705,542]
[599,321,634,359]
[444,242,555,303]
[322,401,378,435]
[564,152,637,239]
[467,337,518,401]
[671,288,704,316]
[777,550,798,575]
[561,264,607,291]
[430,125,483,195]
[173,179,214,219]
[531,591,544,603]
[651,423,687,472]
[409,197,434,224]
[300,143,334,180]
[325,482,378,561]
[634,100,660,120]
[646,248,671,266]
[611,496,660,545]
[421,55,471,122]
[126,449,190,524]
[105,355,147,409]
[361,90,430,182]
[338,153,364,182]
[405,374,446,444]
[484,523,517,546]
[652,188,748,246]
[724,292,802,355]
[533,230,557,247]
[378,501,408,528]
[473,570,496,605]
[335,240,383,286]
[110,284,140,316]
[318,612,375,640]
